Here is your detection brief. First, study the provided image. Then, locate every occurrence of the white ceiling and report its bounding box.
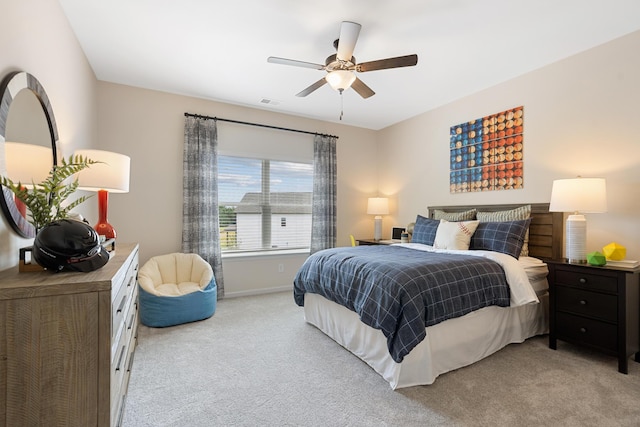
[58,0,640,130]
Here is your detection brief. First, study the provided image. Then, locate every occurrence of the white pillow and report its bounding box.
[433,219,480,250]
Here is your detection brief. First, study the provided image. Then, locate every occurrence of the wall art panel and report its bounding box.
[449,106,523,193]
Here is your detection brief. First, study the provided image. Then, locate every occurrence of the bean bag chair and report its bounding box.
[138,253,217,327]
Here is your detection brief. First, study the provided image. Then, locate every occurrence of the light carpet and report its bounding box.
[122,291,640,427]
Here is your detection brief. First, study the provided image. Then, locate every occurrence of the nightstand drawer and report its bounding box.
[556,286,617,322]
[555,269,617,293]
[556,312,617,352]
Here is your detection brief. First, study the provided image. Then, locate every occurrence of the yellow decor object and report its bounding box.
[587,251,606,266]
[603,242,626,261]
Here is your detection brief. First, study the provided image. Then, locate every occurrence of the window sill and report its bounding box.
[221,248,310,259]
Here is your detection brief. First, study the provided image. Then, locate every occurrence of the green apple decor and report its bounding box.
[0,154,98,232]
[587,251,606,266]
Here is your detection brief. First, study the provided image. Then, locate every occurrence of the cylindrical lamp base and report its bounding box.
[373,216,382,241]
[566,214,587,263]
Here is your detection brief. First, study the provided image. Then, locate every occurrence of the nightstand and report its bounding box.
[356,239,398,246]
[547,259,640,374]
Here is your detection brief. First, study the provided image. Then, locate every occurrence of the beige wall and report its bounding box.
[1,0,638,293]
[0,0,98,270]
[96,82,378,296]
[378,30,640,260]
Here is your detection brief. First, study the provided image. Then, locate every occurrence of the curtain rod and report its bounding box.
[184,112,339,140]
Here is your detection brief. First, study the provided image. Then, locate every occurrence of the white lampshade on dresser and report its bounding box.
[74,149,130,240]
[4,142,52,217]
[549,177,607,263]
[4,142,52,187]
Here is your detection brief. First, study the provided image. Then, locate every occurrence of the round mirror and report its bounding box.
[0,71,59,238]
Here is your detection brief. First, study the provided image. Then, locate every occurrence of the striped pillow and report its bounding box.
[433,208,477,221]
[476,205,531,256]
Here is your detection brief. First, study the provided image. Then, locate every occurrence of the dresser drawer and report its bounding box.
[556,312,617,352]
[111,257,138,338]
[555,269,617,293]
[556,286,617,322]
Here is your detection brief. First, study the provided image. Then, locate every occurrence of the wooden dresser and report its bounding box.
[0,243,140,426]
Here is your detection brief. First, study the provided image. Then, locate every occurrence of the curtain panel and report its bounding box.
[310,135,337,253]
[182,116,224,298]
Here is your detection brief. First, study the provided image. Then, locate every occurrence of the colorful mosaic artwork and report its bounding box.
[449,106,524,193]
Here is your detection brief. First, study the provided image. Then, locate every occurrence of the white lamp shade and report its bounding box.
[549,178,607,213]
[325,70,356,91]
[549,177,606,263]
[74,149,130,193]
[367,197,389,215]
[4,142,52,187]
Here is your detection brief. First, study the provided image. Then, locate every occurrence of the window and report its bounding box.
[218,155,313,253]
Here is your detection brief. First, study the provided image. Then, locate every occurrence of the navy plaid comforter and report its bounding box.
[293,245,510,363]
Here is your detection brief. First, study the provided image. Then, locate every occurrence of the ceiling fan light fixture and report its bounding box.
[326,70,356,91]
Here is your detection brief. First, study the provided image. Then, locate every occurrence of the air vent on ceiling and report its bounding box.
[260,98,280,106]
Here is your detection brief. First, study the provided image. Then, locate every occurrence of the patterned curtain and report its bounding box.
[182,116,224,298]
[310,134,337,254]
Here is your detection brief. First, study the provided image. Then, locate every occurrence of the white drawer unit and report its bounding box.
[0,243,140,426]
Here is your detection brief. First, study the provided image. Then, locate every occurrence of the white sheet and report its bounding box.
[520,256,549,295]
[304,293,548,389]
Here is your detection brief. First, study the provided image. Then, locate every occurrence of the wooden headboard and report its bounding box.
[427,203,563,261]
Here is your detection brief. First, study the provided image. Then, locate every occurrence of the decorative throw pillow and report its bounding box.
[411,215,439,246]
[432,208,477,221]
[476,205,531,256]
[470,219,532,259]
[433,220,479,250]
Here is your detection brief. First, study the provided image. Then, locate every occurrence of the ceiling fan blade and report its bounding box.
[267,56,325,70]
[296,78,327,97]
[356,54,418,72]
[336,21,361,61]
[351,77,375,99]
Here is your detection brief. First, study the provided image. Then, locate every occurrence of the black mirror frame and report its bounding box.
[0,71,59,238]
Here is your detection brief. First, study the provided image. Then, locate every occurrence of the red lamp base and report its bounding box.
[94,221,116,240]
[94,189,116,240]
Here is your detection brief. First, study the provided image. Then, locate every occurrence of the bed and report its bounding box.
[294,203,563,389]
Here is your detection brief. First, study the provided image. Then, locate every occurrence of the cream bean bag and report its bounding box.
[138,253,217,327]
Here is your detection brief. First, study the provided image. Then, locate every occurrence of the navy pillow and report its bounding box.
[470,219,531,258]
[411,215,440,246]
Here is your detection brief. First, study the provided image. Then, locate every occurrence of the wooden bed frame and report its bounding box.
[428,203,563,260]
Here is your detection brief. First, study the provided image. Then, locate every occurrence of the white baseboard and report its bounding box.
[224,285,293,299]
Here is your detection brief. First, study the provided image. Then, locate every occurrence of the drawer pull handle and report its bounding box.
[580,327,587,333]
[579,300,587,305]
[127,348,136,372]
[127,312,136,330]
[115,345,126,372]
[116,295,127,314]
[578,277,587,284]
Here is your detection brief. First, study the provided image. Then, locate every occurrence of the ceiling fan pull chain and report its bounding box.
[339,89,344,120]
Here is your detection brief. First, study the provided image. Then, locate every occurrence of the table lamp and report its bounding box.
[74,149,130,240]
[549,177,607,263]
[367,197,389,241]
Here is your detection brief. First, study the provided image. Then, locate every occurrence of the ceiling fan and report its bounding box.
[268,21,418,99]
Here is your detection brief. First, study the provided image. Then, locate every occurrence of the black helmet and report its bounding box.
[33,219,110,272]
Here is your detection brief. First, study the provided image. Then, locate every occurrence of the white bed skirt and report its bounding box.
[303,293,549,389]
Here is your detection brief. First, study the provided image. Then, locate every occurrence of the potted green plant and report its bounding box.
[0,154,99,232]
